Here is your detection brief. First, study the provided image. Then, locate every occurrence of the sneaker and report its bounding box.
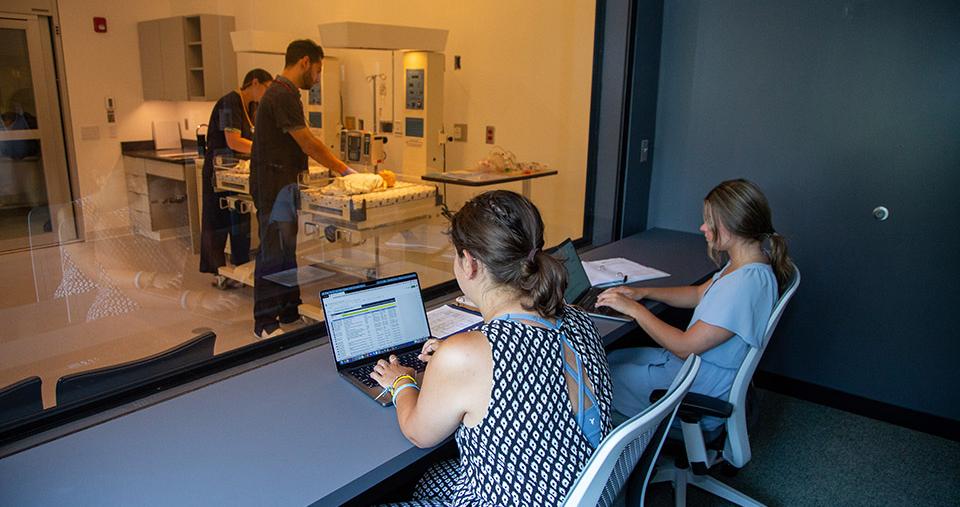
[254,326,284,340]
[213,275,244,290]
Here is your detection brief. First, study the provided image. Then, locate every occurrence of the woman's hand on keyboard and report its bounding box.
[595,290,641,318]
[419,338,441,363]
[600,285,647,301]
[370,355,416,389]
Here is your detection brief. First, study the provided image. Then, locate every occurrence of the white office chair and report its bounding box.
[650,265,801,507]
[562,354,702,507]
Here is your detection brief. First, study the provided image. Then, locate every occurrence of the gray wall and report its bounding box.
[648,0,960,419]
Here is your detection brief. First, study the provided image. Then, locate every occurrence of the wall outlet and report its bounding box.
[80,125,100,141]
[485,125,495,144]
[453,123,467,142]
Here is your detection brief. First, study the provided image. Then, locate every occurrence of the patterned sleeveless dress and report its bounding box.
[403,305,613,506]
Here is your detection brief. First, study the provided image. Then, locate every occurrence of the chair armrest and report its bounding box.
[650,390,734,422]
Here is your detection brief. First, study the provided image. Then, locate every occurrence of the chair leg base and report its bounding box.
[651,465,765,507]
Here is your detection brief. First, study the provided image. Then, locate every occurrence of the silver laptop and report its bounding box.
[552,239,632,322]
[320,273,433,406]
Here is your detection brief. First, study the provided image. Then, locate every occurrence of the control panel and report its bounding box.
[406,69,424,110]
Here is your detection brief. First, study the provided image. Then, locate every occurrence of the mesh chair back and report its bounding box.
[562,355,702,507]
[56,332,216,406]
[724,265,801,467]
[0,376,43,427]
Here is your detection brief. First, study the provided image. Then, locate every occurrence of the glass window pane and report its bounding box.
[0,140,48,241]
[2,3,593,425]
[0,28,38,125]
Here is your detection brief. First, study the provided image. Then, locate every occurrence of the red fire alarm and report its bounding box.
[93,17,107,33]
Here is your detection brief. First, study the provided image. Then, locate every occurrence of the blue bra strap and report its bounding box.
[495,312,601,446]
[493,313,560,330]
[559,335,600,423]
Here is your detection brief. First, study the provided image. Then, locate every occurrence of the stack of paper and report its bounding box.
[582,258,670,287]
[427,305,484,339]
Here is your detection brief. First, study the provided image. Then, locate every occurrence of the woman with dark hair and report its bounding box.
[198,68,273,288]
[597,179,793,428]
[370,190,613,506]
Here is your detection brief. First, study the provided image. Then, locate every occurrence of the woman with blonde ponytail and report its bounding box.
[597,179,793,429]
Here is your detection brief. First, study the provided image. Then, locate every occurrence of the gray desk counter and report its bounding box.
[584,228,717,345]
[0,343,432,506]
[0,228,714,506]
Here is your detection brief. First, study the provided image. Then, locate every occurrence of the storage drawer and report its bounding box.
[143,159,185,181]
[123,156,145,176]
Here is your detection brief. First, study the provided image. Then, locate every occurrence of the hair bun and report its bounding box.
[526,247,539,263]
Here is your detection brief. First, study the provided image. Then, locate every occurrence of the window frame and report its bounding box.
[0,0,661,450]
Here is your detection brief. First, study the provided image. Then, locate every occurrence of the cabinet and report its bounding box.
[138,15,237,101]
[124,156,190,241]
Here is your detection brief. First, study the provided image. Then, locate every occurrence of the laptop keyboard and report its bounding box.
[348,349,427,388]
[581,292,600,312]
[580,289,629,318]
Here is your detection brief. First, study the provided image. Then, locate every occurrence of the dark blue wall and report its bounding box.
[648,0,960,419]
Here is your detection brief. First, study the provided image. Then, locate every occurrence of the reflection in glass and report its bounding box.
[0,28,38,123]
[0,141,48,240]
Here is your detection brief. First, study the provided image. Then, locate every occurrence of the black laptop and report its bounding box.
[552,239,633,321]
[319,273,433,406]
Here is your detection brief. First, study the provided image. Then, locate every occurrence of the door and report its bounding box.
[0,14,75,252]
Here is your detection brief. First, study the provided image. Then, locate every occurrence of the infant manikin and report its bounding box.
[320,170,397,196]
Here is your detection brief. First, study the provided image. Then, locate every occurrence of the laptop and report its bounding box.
[552,239,633,322]
[320,273,433,406]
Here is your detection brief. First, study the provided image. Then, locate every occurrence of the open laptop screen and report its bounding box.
[320,273,431,366]
[553,239,591,303]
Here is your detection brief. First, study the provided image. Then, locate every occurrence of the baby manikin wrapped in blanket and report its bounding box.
[320,171,397,196]
[298,169,439,228]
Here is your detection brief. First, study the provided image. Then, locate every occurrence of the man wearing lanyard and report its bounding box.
[199,68,272,288]
[250,39,355,339]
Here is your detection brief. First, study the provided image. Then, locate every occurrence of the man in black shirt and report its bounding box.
[250,39,354,339]
[199,68,272,287]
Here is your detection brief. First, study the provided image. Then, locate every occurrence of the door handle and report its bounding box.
[872,206,889,221]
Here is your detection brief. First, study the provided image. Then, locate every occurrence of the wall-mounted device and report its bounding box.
[303,56,341,152]
[340,129,388,171]
[402,51,444,175]
[105,96,116,123]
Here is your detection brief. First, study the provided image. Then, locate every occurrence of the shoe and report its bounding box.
[213,275,244,290]
[280,317,312,332]
[254,326,285,340]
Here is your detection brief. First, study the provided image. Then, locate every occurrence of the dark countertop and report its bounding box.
[121,140,202,165]
[421,169,558,186]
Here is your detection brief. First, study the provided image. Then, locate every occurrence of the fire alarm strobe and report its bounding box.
[93,17,107,33]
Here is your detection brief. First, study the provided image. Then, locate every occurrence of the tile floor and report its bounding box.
[0,220,455,409]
